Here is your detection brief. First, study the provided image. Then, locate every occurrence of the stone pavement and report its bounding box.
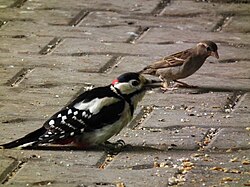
[0,0,249,186]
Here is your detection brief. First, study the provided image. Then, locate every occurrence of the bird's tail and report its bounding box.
[0,127,46,149]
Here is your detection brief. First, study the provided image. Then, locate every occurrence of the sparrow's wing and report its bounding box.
[142,49,192,74]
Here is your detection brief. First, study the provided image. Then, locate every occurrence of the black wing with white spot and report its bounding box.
[38,107,86,143]
[38,86,124,144]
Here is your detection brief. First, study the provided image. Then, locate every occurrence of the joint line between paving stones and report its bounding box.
[211,14,234,32]
[151,0,170,15]
[39,37,63,55]
[1,159,26,184]
[126,26,150,44]
[95,153,116,169]
[64,52,146,57]
[6,68,34,87]
[127,106,154,130]
[99,56,123,73]
[68,10,89,27]
[224,91,245,113]
[0,21,8,28]
[10,0,27,8]
[198,128,221,151]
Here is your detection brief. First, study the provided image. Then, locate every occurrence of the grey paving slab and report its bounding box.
[136,108,249,129]
[81,11,222,32]
[0,67,23,85]
[185,150,250,186]
[53,39,196,56]
[0,36,53,54]
[0,21,138,42]
[236,93,250,113]
[142,91,231,110]
[22,0,159,14]
[0,8,78,25]
[162,0,250,16]
[197,60,250,80]
[208,128,250,150]
[7,163,175,187]
[138,27,250,46]
[0,155,16,183]
[0,0,249,186]
[17,67,109,86]
[111,126,207,151]
[222,15,250,33]
[0,53,113,73]
[0,0,15,8]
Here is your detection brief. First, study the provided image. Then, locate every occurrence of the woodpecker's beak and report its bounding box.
[144,79,162,90]
[211,51,219,59]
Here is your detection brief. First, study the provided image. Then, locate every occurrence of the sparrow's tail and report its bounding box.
[0,127,46,149]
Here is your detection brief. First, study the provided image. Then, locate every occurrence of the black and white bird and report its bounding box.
[0,72,158,150]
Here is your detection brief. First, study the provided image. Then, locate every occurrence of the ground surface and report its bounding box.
[0,0,249,186]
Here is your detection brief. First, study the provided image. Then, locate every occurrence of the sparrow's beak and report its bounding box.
[144,79,161,90]
[211,51,219,59]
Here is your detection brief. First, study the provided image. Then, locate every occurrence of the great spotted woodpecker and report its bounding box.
[0,72,159,149]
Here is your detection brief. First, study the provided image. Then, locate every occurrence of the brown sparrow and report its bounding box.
[140,41,219,90]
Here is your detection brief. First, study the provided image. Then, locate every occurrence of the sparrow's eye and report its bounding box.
[207,46,212,51]
[131,80,140,86]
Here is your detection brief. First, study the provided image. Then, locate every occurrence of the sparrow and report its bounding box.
[140,41,219,90]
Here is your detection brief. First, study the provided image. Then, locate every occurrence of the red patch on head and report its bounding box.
[112,79,119,85]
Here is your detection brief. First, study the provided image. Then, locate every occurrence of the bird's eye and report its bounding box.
[207,46,212,51]
[131,80,140,86]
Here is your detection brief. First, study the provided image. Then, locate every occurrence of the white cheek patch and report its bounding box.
[114,82,135,95]
[74,97,119,114]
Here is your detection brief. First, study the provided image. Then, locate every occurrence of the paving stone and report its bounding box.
[81,11,222,31]
[0,0,15,8]
[0,120,45,143]
[53,39,196,57]
[236,93,250,113]
[0,66,23,85]
[185,150,250,186]
[0,21,138,42]
[22,0,159,14]
[162,1,250,16]
[0,53,113,73]
[3,152,176,186]
[0,0,249,186]
[138,27,250,46]
[135,107,235,129]
[0,86,72,120]
[222,15,250,33]
[109,150,191,169]
[0,8,78,25]
[197,60,250,80]
[0,36,53,54]
[0,155,16,183]
[142,91,231,110]
[112,126,207,151]
[208,128,250,150]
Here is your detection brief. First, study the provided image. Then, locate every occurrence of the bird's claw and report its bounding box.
[173,80,198,88]
[102,140,126,154]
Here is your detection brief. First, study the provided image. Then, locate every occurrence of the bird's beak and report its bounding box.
[144,79,161,90]
[211,51,219,59]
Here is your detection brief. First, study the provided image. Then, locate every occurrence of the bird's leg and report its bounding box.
[101,140,126,154]
[173,80,198,88]
[160,77,177,92]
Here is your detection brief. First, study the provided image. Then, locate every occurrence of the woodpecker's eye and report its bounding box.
[131,80,140,86]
